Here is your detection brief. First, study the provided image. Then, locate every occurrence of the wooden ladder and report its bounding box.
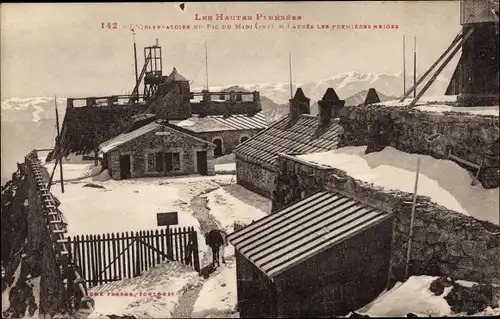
[447,150,483,186]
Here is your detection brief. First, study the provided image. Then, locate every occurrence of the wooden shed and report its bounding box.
[227,191,394,318]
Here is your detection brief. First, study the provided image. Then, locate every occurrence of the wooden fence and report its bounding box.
[68,226,200,288]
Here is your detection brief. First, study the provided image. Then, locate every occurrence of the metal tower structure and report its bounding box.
[143,39,163,99]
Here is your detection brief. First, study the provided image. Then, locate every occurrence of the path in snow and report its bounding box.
[173,187,224,318]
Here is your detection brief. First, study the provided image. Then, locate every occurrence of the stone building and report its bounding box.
[98,120,215,180]
[234,88,344,198]
[227,190,393,317]
[170,112,268,158]
[54,66,268,161]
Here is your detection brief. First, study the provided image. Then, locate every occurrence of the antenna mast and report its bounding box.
[289,51,293,99]
[403,34,406,96]
[133,30,139,102]
[205,41,209,91]
[413,36,417,98]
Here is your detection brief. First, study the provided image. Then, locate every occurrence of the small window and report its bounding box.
[164,152,181,172]
[155,153,164,171]
[240,136,249,144]
[172,152,180,171]
[146,152,165,172]
[147,153,155,171]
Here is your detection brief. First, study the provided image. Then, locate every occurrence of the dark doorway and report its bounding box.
[213,138,223,157]
[197,151,208,175]
[119,155,131,179]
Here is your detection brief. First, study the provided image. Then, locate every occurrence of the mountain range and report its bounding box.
[1,71,450,181]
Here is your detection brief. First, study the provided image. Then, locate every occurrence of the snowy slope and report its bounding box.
[297,146,499,224]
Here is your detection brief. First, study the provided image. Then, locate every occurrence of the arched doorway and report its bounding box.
[240,136,249,144]
[213,138,223,157]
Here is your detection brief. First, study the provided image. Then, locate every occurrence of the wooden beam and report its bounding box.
[409,28,474,108]
[405,158,421,280]
[399,31,463,102]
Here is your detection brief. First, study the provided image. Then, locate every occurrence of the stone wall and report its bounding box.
[338,105,500,188]
[107,128,215,180]
[235,158,278,198]
[2,157,71,317]
[55,103,147,159]
[275,154,500,285]
[151,82,192,120]
[197,129,262,156]
[191,101,261,116]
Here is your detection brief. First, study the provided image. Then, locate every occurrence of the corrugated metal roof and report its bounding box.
[171,111,268,133]
[227,191,391,279]
[235,114,340,168]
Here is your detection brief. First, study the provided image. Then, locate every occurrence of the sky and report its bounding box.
[1,1,462,98]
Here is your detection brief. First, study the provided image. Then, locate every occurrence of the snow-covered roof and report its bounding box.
[295,146,499,224]
[170,111,268,133]
[373,96,499,117]
[99,121,214,154]
[235,114,339,168]
[227,191,391,278]
[99,122,160,154]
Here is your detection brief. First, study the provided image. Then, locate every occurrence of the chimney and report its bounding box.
[364,88,381,105]
[67,98,74,108]
[289,88,310,121]
[318,88,344,126]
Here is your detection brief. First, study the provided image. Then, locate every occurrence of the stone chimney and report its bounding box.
[364,88,381,105]
[253,91,261,110]
[66,98,74,108]
[289,88,310,121]
[318,88,344,127]
[198,90,211,117]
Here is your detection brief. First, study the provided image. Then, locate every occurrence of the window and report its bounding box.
[171,152,180,171]
[147,152,181,172]
[239,136,249,144]
[147,153,163,172]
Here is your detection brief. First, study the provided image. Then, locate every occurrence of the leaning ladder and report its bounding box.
[447,150,483,186]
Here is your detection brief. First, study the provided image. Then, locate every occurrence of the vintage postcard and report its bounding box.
[1,1,499,318]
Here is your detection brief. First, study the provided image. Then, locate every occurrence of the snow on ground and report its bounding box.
[22,277,40,319]
[52,176,230,236]
[191,261,237,318]
[203,187,267,233]
[189,182,270,318]
[2,261,22,311]
[297,146,499,224]
[43,162,101,182]
[215,163,236,174]
[357,276,453,317]
[374,96,499,116]
[89,261,202,318]
[176,120,196,127]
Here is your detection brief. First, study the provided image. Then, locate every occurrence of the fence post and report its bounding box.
[192,228,200,273]
[167,226,173,260]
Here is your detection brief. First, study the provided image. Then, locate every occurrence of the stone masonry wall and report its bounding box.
[107,128,214,180]
[191,101,260,116]
[275,155,500,284]
[197,129,262,156]
[236,158,278,198]
[338,105,500,188]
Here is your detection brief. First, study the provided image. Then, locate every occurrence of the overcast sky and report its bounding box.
[1,1,461,98]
